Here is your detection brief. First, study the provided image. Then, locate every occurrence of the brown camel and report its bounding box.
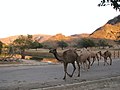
[98,50,112,66]
[49,48,80,80]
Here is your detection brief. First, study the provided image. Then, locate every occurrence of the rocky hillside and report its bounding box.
[32,34,52,42]
[47,33,72,41]
[90,15,120,40]
[70,33,89,38]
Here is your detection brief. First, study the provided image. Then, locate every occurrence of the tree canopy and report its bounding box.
[57,40,68,50]
[77,38,96,48]
[97,39,109,48]
[0,41,3,54]
[13,35,33,50]
[13,35,33,59]
[31,40,43,49]
[98,0,120,11]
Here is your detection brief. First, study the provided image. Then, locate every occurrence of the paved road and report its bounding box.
[0,59,120,90]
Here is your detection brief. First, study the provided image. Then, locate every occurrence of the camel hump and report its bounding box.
[63,49,78,58]
[106,50,109,52]
[104,50,111,56]
[63,49,76,55]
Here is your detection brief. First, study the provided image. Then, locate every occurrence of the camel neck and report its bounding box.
[100,52,104,57]
[53,52,63,62]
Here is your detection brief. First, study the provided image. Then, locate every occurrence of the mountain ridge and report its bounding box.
[0,33,89,44]
[90,15,120,40]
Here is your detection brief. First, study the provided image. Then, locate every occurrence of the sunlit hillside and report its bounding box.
[90,15,120,40]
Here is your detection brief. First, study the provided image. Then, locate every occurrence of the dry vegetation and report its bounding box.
[25,48,120,60]
[0,47,120,65]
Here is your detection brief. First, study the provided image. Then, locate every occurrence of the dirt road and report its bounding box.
[0,59,120,90]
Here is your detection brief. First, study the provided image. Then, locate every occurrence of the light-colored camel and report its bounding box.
[77,54,90,71]
[98,50,112,66]
[87,50,100,66]
[49,48,80,80]
[77,48,91,71]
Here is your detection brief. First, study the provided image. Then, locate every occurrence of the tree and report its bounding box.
[77,38,96,48]
[13,35,33,59]
[97,39,109,48]
[8,44,14,56]
[98,0,120,11]
[0,41,3,54]
[31,41,43,50]
[57,40,68,50]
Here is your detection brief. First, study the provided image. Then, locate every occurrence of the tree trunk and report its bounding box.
[21,50,25,59]
[21,55,25,59]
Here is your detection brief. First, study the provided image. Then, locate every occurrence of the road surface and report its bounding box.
[0,59,120,90]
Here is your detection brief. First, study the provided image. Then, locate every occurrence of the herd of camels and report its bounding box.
[49,48,112,80]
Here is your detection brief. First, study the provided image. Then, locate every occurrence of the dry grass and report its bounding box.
[25,48,120,59]
[25,49,52,58]
[24,48,65,58]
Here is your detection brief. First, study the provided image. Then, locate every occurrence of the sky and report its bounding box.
[0,0,120,38]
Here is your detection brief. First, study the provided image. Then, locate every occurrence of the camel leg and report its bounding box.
[91,58,95,66]
[100,56,102,60]
[76,60,80,77]
[87,58,91,69]
[70,62,76,77]
[85,61,88,71]
[106,61,109,65]
[82,61,88,71]
[103,57,105,66]
[96,54,100,66]
[81,61,86,71]
[83,62,86,70]
[97,58,99,66]
[105,57,109,65]
[63,63,72,80]
[109,57,112,65]
[63,63,68,80]
[104,58,106,66]
[81,63,85,71]
[104,58,109,66]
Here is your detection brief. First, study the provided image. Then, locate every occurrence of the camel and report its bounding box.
[49,48,80,80]
[77,54,90,71]
[98,50,112,66]
[88,50,100,66]
[77,48,91,71]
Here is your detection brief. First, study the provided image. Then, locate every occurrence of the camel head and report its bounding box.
[49,48,57,54]
[97,51,101,54]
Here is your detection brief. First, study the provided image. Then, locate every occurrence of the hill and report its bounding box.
[0,34,52,44]
[90,15,120,40]
[0,33,89,44]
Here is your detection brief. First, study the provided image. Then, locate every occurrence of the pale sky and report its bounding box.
[0,0,120,38]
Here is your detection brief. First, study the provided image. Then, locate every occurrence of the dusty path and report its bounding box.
[0,59,120,90]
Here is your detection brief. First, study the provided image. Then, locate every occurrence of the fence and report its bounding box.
[111,50,120,59]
